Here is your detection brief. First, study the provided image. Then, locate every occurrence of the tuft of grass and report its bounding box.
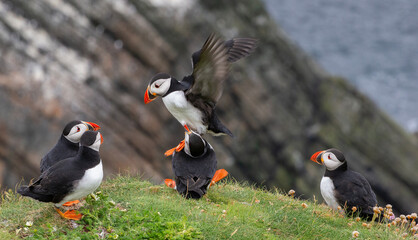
[0,175,415,239]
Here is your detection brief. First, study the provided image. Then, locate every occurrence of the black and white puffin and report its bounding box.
[144,34,257,153]
[310,148,377,219]
[18,131,104,220]
[40,120,100,173]
[164,130,228,199]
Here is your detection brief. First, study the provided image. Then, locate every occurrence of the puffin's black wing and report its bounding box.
[190,37,257,68]
[186,33,229,103]
[185,34,257,103]
[172,146,217,199]
[17,174,54,202]
[333,171,377,215]
[18,158,84,203]
[224,38,258,63]
[172,148,217,179]
[40,136,79,173]
[40,155,53,174]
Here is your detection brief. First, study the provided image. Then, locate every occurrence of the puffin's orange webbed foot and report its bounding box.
[55,208,83,220]
[164,179,176,189]
[62,200,80,207]
[164,140,185,156]
[210,169,229,187]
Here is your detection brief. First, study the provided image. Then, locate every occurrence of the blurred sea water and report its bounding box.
[263,0,418,132]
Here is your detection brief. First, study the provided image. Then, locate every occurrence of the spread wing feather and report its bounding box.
[224,38,258,62]
[187,33,229,103]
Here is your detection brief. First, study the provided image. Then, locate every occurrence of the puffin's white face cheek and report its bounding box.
[88,134,102,151]
[323,153,343,170]
[66,124,88,143]
[150,78,171,96]
[184,133,191,156]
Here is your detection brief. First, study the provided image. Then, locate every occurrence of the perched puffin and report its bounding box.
[40,120,100,173]
[18,131,104,220]
[164,130,228,199]
[144,34,257,153]
[310,148,377,220]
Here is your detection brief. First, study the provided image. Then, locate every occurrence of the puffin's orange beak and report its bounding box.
[85,122,101,131]
[310,150,324,165]
[100,134,104,144]
[144,86,157,104]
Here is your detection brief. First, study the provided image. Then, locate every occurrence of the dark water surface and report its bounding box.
[264,0,418,132]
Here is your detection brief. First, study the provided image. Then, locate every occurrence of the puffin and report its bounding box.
[144,33,257,154]
[164,130,228,199]
[40,120,100,173]
[18,131,104,220]
[310,148,378,220]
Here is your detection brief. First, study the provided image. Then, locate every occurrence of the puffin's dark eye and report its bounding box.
[76,127,81,132]
[155,83,160,88]
[328,155,332,159]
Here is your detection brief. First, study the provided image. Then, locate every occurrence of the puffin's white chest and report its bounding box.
[57,161,103,206]
[162,91,206,133]
[320,176,340,210]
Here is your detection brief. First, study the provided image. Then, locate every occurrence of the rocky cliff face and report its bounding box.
[0,0,416,213]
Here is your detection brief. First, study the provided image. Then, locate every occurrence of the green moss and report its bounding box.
[0,176,412,239]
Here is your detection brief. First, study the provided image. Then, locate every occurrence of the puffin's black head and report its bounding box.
[80,131,103,151]
[184,131,206,157]
[144,73,172,104]
[62,120,101,143]
[310,148,346,171]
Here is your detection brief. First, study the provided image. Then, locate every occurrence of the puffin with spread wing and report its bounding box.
[144,34,257,154]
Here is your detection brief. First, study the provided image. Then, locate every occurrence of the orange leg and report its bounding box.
[55,208,82,220]
[164,179,176,189]
[164,140,185,156]
[62,200,80,207]
[210,169,229,187]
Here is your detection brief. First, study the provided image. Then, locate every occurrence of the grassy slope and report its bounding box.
[0,176,413,239]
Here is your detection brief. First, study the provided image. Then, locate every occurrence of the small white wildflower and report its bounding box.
[352,230,359,238]
[25,221,33,227]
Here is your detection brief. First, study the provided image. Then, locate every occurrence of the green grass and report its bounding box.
[0,176,414,239]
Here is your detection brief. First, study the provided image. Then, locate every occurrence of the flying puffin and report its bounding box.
[310,148,377,220]
[40,120,100,173]
[18,131,104,220]
[144,33,257,153]
[164,130,228,199]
